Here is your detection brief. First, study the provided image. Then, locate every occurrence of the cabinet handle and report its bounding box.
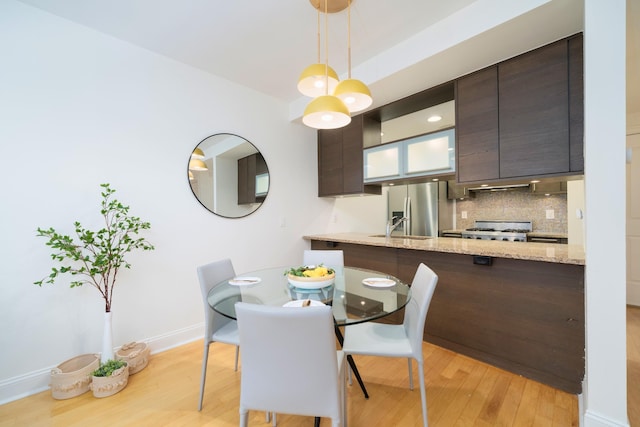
[530,237,561,243]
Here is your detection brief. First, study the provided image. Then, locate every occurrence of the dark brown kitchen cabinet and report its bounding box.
[499,38,571,177]
[317,115,382,197]
[238,153,267,204]
[308,238,585,394]
[455,33,584,183]
[396,249,584,394]
[569,34,584,172]
[455,66,500,183]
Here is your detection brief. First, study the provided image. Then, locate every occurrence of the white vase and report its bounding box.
[101,312,114,363]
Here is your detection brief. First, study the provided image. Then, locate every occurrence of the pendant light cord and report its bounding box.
[316,9,320,63]
[347,0,352,79]
[324,0,329,96]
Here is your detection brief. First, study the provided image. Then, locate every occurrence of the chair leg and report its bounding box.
[417,360,428,427]
[198,342,210,411]
[272,412,277,426]
[239,410,249,427]
[234,345,240,371]
[407,358,414,391]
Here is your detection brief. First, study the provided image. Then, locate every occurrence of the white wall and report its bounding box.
[0,0,339,402]
[582,1,628,425]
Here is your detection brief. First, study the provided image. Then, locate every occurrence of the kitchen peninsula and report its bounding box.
[305,232,585,394]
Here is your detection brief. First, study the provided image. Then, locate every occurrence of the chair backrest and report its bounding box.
[303,249,344,271]
[403,263,438,358]
[197,259,236,340]
[235,302,341,419]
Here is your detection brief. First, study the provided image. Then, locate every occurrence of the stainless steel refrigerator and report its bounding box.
[387,182,450,237]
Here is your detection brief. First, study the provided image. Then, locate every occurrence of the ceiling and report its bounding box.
[16,0,639,124]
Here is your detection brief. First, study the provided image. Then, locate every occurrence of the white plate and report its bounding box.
[287,277,335,289]
[228,277,261,286]
[362,278,396,288]
[283,299,326,308]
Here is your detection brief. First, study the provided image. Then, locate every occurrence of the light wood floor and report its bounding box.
[1,306,638,427]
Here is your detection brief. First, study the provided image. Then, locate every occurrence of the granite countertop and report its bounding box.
[304,232,585,265]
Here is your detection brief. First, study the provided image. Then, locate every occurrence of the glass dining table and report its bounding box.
[207,265,411,399]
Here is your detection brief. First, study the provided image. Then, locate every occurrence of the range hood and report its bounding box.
[467,183,530,192]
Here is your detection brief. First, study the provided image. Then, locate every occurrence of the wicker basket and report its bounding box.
[50,353,100,400]
[116,342,150,375]
[90,365,129,398]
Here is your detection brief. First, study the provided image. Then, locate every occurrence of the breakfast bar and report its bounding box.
[304,232,586,394]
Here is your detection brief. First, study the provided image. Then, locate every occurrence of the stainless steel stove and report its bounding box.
[461,220,532,242]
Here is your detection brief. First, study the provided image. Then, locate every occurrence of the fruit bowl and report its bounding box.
[287,272,335,289]
[285,265,335,289]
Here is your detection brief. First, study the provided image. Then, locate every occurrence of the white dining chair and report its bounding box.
[235,302,346,427]
[196,259,241,411]
[303,249,344,271]
[341,263,438,427]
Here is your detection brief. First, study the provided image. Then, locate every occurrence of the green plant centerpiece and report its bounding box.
[90,359,129,398]
[35,183,154,362]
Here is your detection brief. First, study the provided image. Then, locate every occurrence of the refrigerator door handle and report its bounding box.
[404,196,411,235]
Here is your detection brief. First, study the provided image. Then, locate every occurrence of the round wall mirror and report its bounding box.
[188,133,269,218]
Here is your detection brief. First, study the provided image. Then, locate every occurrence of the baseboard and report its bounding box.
[583,410,630,427]
[0,323,204,405]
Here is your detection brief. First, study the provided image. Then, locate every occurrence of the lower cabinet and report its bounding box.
[310,240,585,394]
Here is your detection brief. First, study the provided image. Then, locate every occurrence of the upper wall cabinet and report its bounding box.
[455,33,584,184]
[317,115,382,197]
[363,128,455,183]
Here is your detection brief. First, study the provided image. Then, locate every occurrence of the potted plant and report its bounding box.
[35,183,154,362]
[89,359,129,398]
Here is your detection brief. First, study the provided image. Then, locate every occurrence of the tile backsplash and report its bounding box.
[456,188,567,233]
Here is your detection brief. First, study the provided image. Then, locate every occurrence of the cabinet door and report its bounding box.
[342,115,367,194]
[455,66,500,183]
[499,39,570,178]
[363,142,402,181]
[569,34,584,172]
[318,115,382,197]
[237,155,256,204]
[318,128,344,197]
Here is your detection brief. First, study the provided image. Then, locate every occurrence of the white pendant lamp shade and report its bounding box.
[189,159,208,171]
[334,78,372,112]
[303,95,351,129]
[298,63,340,98]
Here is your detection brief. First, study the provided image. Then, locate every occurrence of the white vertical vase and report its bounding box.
[101,311,114,363]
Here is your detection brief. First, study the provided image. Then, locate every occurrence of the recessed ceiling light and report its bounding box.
[427,115,442,123]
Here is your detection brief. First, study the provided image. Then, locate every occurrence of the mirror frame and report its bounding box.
[188,133,269,218]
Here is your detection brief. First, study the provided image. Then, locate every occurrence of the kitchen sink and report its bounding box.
[369,234,432,240]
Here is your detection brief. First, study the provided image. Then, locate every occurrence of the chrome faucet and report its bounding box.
[385,216,408,237]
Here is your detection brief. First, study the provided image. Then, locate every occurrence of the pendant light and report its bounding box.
[189,159,208,171]
[303,0,351,129]
[333,0,372,112]
[297,8,339,98]
[191,147,205,159]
